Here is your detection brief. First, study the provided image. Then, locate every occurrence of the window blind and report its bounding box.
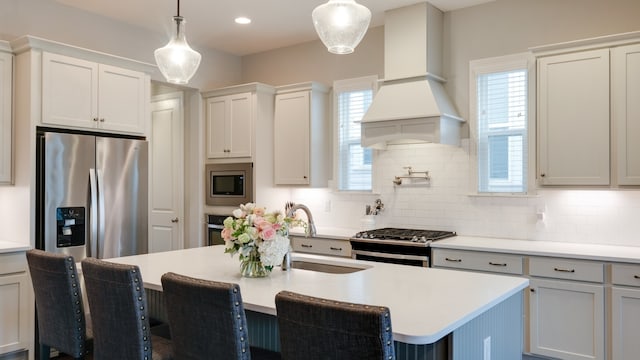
[477,69,527,193]
[335,80,374,191]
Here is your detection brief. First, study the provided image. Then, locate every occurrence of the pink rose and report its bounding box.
[221,227,232,241]
[260,226,276,241]
[254,207,266,216]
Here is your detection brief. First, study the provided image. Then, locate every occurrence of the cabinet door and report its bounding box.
[97,64,146,134]
[227,93,252,158]
[42,52,99,129]
[0,51,12,184]
[529,278,604,360]
[613,44,640,185]
[0,273,30,355]
[611,287,640,359]
[274,91,310,184]
[538,49,610,185]
[205,96,228,158]
[206,93,252,159]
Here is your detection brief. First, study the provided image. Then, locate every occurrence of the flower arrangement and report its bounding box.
[222,203,306,276]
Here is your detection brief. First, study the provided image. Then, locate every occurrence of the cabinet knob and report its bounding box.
[530,288,535,293]
[303,176,308,179]
[171,217,179,223]
[93,117,99,122]
[540,173,546,177]
[99,118,105,122]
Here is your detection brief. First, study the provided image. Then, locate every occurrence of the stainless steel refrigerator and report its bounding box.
[36,129,148,260]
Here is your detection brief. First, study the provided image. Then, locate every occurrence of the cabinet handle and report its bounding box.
[329,247,343,251]
[303,176,308,179]
[489,262,507,267]
[530,288,535,293]
[301,244,312,248]
[553,267,575,273]
[634,275,640,279]
[445,257,462,262]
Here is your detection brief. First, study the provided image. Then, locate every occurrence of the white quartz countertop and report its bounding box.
[432,236,640,263]
[108,245,528,345]
[0,241,31,254]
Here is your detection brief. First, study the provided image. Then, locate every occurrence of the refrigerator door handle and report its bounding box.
[96,169,106,259]
[89,168,98,258]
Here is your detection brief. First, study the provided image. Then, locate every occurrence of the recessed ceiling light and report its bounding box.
[235,17,252,25]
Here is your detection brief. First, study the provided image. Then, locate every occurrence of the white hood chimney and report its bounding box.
[361,2,464,149]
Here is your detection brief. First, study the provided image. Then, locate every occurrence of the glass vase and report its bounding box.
[240,253,270,278]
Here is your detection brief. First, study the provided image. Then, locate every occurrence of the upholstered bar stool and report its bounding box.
[26,249,93,360]
[275,290,396,360]
[160,272,280,360]
[81,257,174,360]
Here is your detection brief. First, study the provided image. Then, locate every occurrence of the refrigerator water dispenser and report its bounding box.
[56,207,85,248]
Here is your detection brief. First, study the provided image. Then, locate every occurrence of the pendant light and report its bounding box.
[312,0,371,55]
[154,0,201,84]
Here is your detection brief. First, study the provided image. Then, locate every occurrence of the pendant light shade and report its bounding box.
[154,1,201,84]
[312,0,371,55]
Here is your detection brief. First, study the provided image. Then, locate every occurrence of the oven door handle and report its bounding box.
[208,224,224,229]
[351,250,429,262]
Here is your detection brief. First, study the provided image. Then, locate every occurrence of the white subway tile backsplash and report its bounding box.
[287,142,640,248]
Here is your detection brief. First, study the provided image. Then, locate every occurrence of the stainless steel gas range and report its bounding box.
[349,228,456,267]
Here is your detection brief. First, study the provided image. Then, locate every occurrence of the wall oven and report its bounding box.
[206,214,227,246]
[350,228,456,267]
[205,162,253,207]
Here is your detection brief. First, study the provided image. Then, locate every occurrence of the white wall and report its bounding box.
[243,0,640,247]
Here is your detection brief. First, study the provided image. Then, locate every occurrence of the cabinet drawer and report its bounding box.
[291,237,351,257]
[612,263,640,287]
[529,257,603,283]
[0,252,27,275]
[432,249,523,275]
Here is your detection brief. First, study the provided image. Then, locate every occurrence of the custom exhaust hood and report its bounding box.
[361,2,464,149]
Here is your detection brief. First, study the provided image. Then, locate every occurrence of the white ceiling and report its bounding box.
[55,0,494,56]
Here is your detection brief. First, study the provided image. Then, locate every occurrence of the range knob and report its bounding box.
[368,233,375,239]
[411,236,419,242]
[420,236,428,243]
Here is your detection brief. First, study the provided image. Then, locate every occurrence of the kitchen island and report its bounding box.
[109,245,528,360]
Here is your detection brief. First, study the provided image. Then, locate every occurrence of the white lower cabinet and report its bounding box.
[528,257,604,360]
[431,249,524,275]
[529,278,604,360]
[611,263,640,359]
[0,252,31,356]
[290,236,351,258]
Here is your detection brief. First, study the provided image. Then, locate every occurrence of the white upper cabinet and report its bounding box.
[205,92,252,159]
[274,82,330,186]
[203,83,276,162]
[613,43,640,185]
[42,52,147,134]
[0,45,12,185]
[537,49,610,186]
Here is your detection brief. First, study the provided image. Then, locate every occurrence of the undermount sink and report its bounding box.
[290,260,369,274]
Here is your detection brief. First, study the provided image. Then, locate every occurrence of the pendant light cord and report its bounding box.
[176,0,180,17]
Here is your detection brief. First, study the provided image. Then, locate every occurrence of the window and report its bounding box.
[333,76,377,191]
[470,54,533,194]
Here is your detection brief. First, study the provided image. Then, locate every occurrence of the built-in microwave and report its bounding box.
[205,162,254,207]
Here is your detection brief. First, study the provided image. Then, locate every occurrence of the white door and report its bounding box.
[149,93,184,253]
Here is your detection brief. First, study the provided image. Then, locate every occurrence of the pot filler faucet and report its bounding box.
[282,202,317,270]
